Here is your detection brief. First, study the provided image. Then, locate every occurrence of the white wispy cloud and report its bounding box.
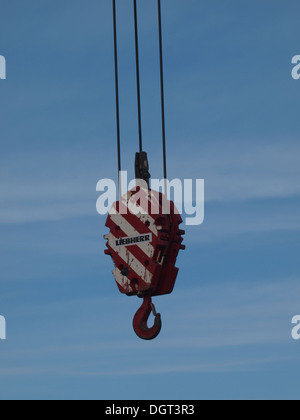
[168,139,300,203]
[1,278,297,370]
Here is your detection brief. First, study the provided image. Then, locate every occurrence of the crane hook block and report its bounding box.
[104,186,185,339]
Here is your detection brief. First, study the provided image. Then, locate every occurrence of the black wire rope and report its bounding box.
[112,0,168,194]
[112,0,122,195]
[133,0,143,153]
[158,0,167,183]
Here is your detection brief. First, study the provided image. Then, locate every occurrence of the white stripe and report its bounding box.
[108,233,153,285]
[125,201,157,235]
[138,214,159,236]
[113,267,134,293]
[110,204,158,237]
[110,212,155,258]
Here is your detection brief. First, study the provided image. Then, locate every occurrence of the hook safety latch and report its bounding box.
[133,295,162,340]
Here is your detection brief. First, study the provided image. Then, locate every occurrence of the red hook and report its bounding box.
[133,295,162,340]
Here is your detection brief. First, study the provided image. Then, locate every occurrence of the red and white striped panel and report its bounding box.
[105,187,172,295]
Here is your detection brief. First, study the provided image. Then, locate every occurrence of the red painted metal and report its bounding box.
[133,295,162,341]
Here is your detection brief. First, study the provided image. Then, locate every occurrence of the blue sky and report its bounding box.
[0,0,300,400]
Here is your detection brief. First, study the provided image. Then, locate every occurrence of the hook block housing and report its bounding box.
[104,186,185,298]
